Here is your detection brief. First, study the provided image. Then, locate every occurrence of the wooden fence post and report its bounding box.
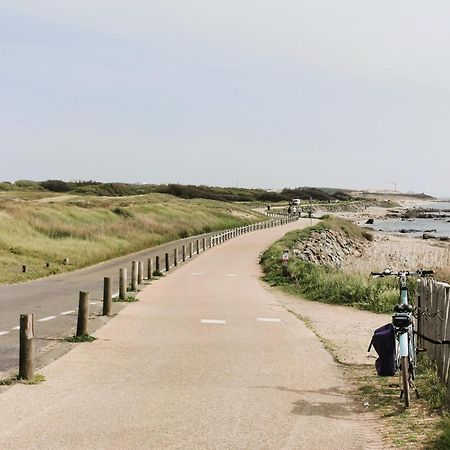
[155,256,160,273]
[182,245,186,262]
[165,253,170,271]
[77,291,89,337]
[19,314,34,380]
[189,242,193,258]
[119,268,127,300]
[138,261,143,284]
[196,240,200,254]
[131,261,138,291]
[103,277,112,316]
[174,248,178,266]
[202,237,206,251]
[147,258,153,280]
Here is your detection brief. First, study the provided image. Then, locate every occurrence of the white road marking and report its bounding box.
[201,320,226,324]
[89,301,98,305]
[191,272,204,276]
[11,326,20,330]
[225,273,237,277]
[38,316,56,322]
[0,331,9,336]
[60,310,75,315]
[257,318,282,323]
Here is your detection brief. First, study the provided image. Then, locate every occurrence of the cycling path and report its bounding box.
[0,219,384,449]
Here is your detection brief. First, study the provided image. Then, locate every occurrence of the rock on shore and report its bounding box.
[292,229,369,269]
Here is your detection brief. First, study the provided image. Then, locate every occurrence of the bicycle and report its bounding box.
[370,268,434,407]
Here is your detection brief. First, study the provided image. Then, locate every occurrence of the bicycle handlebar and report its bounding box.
[370,269,434,278]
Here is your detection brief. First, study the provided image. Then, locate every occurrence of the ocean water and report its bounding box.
[361,201,450,238]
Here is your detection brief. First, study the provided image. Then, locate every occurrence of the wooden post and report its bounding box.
[19,314,34,380]
[131,261,138,291]
[174,248,178,266]
[63,257,69,265]
[182,245,186,262]
[196,240,200,254]
[202,237,206,251]
[119,268,127,300]
[189,242,193,258]
[138,261,143,284]
[103,277,112,316]
[165,252,170,271]
[155,256,160,273]
[22,265,27,273]
[77,291,89,337]
[147,258,153,280]
[209,236,213,248]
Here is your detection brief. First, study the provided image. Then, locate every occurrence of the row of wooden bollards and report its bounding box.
[17,214,298,379]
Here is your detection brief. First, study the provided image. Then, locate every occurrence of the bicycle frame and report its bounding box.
[398,273,410,359]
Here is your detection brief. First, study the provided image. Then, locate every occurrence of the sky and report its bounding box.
[1,1,450,197]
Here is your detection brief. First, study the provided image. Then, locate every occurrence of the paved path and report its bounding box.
[0,230,225,373]
[0,220,383,449]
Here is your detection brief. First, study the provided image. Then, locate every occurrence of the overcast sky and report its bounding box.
[1,1,450,196]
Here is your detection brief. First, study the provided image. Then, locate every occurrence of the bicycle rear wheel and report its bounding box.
[401,356,410,407]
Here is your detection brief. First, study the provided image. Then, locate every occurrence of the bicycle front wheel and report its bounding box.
[401,356,410,407]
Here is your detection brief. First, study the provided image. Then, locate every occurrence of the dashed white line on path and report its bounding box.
[201,320,226,324]
[257,318,282,323]
[225,273,237,277]
[11,326,20,330]
[0,331,9,336]
[38,316,56,322]
[90,302,98,305]
[60,311,75,315]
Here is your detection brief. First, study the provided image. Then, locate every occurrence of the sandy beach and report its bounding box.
[320,202,450,277]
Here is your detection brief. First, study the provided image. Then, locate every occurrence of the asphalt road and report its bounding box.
[0,219,382,449]
[0,220,287,374]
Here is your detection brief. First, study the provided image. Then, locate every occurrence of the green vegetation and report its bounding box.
[113,295,138,303]
[261,216,398,313]
[0,179,352,203]
[0,192,262,285]
[349,353,449,449]
[0,374,46,385]
[66,334,97,343]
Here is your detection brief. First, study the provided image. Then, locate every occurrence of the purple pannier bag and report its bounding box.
[368,323,396,376]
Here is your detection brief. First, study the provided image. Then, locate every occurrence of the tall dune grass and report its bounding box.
[0,192,263,284]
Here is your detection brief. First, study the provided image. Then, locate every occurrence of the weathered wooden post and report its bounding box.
[155,256,160,273]
[189,242,193,258]
[103,277,112,316]
[202,237,206,251]
[22,265,27,273]
[77,291,89,337]
[182,245,186,262]
[131,261,138,291]
[147,258,153,280]
[138,261,143,284]
[19,314,34,380]
[174,248,178,266]
[196,240,200,254]
[165,252,170,271]
[209,236,213,248]
[119,268,127,300]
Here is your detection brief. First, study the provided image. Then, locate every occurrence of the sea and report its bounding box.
[360,201,450,238]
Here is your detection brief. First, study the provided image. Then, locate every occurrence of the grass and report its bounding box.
[0,191,263,285]
[260,216,398,313]
[0,373,46,385]
[113,295,138,303]
[347,353,449,449]
[66,334,97,343]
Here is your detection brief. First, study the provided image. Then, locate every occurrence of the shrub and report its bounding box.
[41,180,71,192]
[112,207,134,219]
